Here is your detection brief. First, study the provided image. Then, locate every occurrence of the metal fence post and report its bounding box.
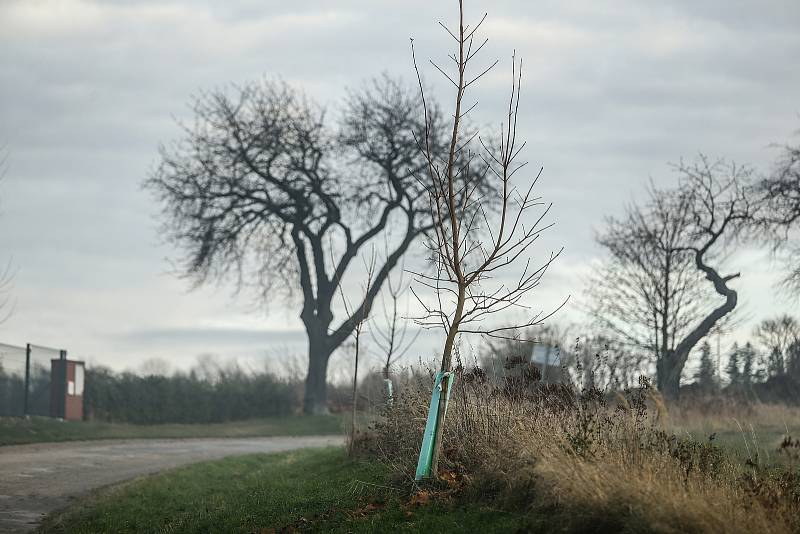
[24,343,31,416]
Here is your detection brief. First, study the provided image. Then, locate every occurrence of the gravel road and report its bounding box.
[0,435,344,533]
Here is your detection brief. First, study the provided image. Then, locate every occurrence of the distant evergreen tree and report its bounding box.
[740,342,756,386]
[766,346,785,378]
[787,340,800,379]
[726,342,741,385]
[694,341,717,390]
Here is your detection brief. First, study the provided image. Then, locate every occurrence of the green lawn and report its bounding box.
[0,415,342,446]
[39,447,528,533]
[671,421,798,468]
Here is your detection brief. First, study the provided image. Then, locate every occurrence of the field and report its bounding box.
[0,415,342,446]
[667,402,800,467]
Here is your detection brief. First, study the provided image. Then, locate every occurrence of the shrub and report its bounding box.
[84,364,302,424]
[361,363,800,533]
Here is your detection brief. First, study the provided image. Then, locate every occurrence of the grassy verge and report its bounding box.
[0,415,342,446]
[39,447,527,533]
[37,427,800,533]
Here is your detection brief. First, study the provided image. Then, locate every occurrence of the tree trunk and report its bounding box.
[428,285,465,477]
[304,334,332,415]
[657,250,740,401]
[658,358,682,399]
[350,328,361,450]
[661,253,739,400]
[655,355,670,395]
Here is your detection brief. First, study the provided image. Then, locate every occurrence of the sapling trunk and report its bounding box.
[429,286,465,475]
[411,0,561,479]
[350,328,361,452]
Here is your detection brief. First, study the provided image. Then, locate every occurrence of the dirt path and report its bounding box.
[0,435,343,533]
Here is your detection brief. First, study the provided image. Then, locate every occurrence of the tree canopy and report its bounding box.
[147,75,490,413]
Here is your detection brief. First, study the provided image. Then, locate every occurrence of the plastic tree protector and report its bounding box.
[415,371,455,480]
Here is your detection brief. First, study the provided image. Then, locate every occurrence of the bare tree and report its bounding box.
[334,248,376,452]
[146,76,488,414]
[753,314,800,377]
[588,181,709,392]
[370,261,420,385]
[411,1,562,477]
[667,157,758,397]
[590,156,756,398]
[756,131,800,292]
[137,357,172,377]
[589,175,749,393]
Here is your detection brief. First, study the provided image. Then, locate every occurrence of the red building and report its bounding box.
[50,356,85,421]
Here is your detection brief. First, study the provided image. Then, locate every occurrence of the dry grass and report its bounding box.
[360,366,800,533]
[668,398,800,432]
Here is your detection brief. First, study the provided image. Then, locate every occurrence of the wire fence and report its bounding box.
[0,342,66,417]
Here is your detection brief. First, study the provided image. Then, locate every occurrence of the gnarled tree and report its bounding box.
[590,156,756,398]
[147,76,480,414]
[588,180,706,390]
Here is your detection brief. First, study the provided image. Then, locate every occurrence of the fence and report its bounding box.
[0,342,67,417]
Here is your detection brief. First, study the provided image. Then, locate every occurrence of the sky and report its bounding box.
[0,0,798,377]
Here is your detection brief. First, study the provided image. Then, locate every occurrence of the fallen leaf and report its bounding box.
[440,470,458,484]
[408,490,431,507]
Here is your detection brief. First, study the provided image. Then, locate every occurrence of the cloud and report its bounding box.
[2,0,359,49]
[0,0,798,370]
[119,326,306,346]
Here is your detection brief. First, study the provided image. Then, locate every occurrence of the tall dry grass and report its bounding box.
[360,363,800,533]
[668,398,800,433]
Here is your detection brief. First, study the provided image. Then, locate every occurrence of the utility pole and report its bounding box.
[23,343,31,416]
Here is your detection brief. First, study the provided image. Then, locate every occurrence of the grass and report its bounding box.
[39,447,528,533]
[25,388,800,533]
[34,398,800,533]
[0,415,342,446]
[667,402,800,467]
[363,372,800,534]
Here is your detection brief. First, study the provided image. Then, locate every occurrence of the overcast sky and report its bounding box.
[0,0,798,375]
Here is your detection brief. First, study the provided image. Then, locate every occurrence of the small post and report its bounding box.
[383,378,394,406]
[60,349,67,360]
[23,343,31,416]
